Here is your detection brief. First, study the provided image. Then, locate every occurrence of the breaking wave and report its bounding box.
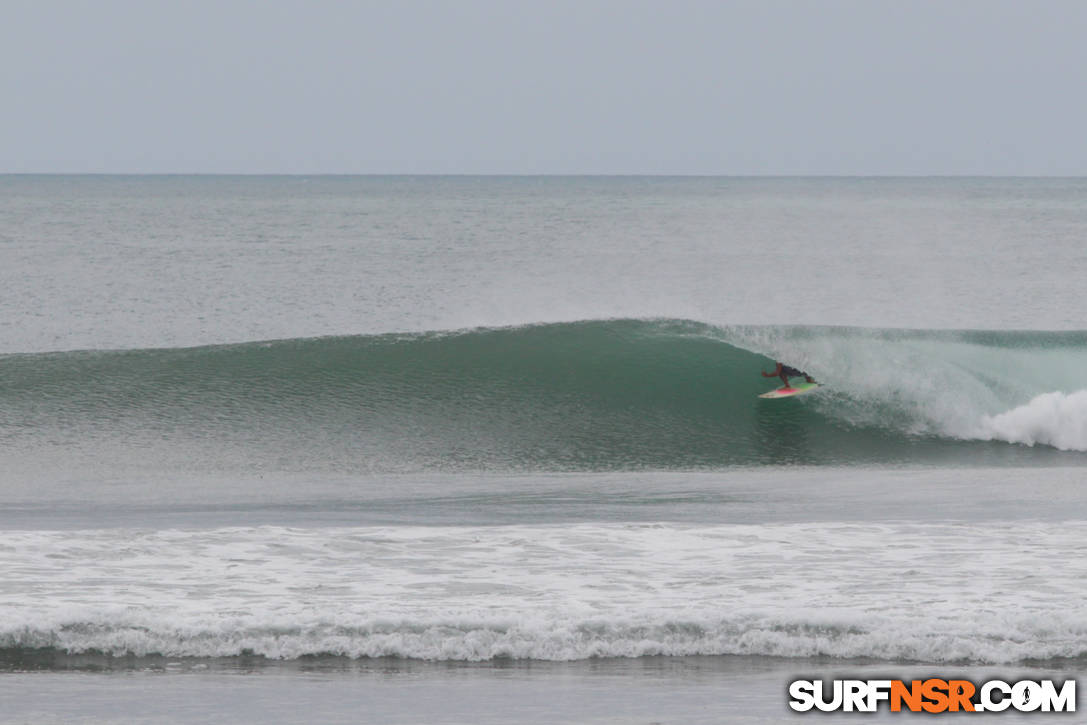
[1,319,1085,470]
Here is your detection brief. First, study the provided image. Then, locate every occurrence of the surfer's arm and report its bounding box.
[761,363,783,377]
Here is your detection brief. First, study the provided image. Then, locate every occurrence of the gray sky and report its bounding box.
[4,0,1086,174]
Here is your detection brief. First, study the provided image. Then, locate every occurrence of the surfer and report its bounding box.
[762,362,816,389]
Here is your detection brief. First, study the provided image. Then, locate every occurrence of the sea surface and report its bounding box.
[1,176,1085,722]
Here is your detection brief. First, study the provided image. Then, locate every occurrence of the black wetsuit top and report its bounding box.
[781,365,805,378]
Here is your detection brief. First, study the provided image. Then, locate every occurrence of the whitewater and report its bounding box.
[4,521,1087,665]
[2,176,1085,723]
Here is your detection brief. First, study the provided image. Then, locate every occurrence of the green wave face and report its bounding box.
[2,319,1086,472]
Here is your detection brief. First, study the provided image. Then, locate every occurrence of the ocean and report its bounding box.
[1,175,1085,722]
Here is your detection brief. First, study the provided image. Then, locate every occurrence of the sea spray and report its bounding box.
[982,390,1087,451]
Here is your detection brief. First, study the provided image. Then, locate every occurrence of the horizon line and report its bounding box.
[3,172,1087,179]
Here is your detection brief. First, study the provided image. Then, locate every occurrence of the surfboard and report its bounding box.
[758,382,820,399]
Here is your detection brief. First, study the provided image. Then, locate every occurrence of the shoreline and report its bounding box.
[2,654,1078,724]
[5,650,1087,674]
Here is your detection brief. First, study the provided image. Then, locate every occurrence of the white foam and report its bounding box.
[981,389,1087,451]
[2,523,1086,663]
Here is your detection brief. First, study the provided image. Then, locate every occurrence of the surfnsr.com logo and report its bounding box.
[789,679,1076,713]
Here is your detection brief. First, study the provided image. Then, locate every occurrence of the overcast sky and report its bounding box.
[3,0,1086,174]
